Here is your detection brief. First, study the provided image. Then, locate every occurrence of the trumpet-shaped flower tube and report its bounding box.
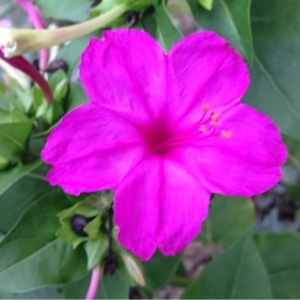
[0,5,126,58]
[14,0,49,70]
[42,30,287,260]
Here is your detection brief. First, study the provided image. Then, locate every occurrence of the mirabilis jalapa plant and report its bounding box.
[0,0,288,298]
[42,28,287,260]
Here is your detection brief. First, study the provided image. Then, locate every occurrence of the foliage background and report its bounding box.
[1,0,300,298]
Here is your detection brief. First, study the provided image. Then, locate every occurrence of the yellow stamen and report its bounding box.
[221,130,233,139]
[201,103,210,111]
[211,120,220,127]
[211,112,221,121]
[199,125,208,134]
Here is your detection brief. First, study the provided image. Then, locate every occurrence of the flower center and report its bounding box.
[143,103,233,156]
[144,124,176,155]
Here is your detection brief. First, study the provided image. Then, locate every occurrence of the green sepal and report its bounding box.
[56,202,101,248]
[198,0,213,10]
[120,250,145,286]
[84,237,109,270]
[49,70,69,103]
[16,71,68,125]
[41,71,68,125]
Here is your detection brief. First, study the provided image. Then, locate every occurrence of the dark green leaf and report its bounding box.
[98,270,129,299]
[0,110,32,162]
[187,0,253,63]
[143,251,181,291]
[142,1,182,51]
[182,236,273,299]
[33,0,91,22]
[0,286,62,299]
[155,2,182,51]
[245,0,300,141]
[256,233,300,299]
[59,35,93,79]
[0,160,42,196]
[68,83,89,111]
[199,196,255,246]
[0,193,87,292]
[285,184,300,201]
[0,169,51,233]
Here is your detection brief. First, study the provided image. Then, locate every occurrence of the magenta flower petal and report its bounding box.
[169,31,250,126]
[42,29,287,260]
[80,30,167,123]
[42,104,145,195]
[115,157,210,260]
[173,104,287,197]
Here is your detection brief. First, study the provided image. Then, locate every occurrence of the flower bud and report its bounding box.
[120,252,145,286]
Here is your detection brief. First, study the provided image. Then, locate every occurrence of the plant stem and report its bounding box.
[0,4,126,58]
[85,266,102,300]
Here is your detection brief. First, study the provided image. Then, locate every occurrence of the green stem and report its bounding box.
[25,172,46,181]
[0,4,127,57]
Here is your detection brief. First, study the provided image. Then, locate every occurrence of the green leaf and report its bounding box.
[0,193,88,292]
[0,286,62,299]
[59,35,93,78]
[0,160,42,196]
[199,196,255,246]
[142,1,182,51]
[187,0,253,63]
[98,270,129,299]
[198,0,213,10]
[182,236,273,299]
[143,251,181,291]
[0,168,51,233]
[68,83,89,111]
[255,233,300,299]
[244,0,300,141]
[0,109,33,162]
[63,269,129,299]
[33,0,91,22]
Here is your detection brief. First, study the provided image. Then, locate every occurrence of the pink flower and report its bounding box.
[42,30,287,260]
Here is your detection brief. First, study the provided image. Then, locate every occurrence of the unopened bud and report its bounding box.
[121,252,145,286]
